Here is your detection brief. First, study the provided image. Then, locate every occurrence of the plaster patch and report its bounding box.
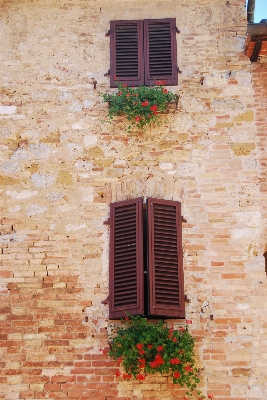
[9,205,22,213]
[0,277,8,293]
[74,160,93,171]
[26,204,47,216]
[11,150,28,160]
[159,162,173,170]
[212,98,244,111]
[80,188,94,202]
[245,256,265,272]
[0,106,16,115]
[29,144,52,159]
[231,228,258,239]
[233,211,261,228]
[84,135,98,147]
[236,303,249,310]
[65,223,87,231]
[68,100,83,112]
[6,190,38,200]
[57,204,77,212]
[46,192,64,202]
[31,173,54,188]
[66,143,83,158]
[0,232,27,244]
[1,161,20,174]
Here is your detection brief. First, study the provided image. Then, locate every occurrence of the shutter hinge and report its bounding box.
[105,30,110,37]
[101,297,109,305]
[104,69,111,77]
[185,295,190,303]
[177,67,182,74]
[181,216,187,223]
[103,218,110,225]
[176,27,180,34]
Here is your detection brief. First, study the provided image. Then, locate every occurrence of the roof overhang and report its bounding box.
[245,23,267,62]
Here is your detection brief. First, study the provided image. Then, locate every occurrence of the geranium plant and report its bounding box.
[102,81,178,130]
[105,315,211,399]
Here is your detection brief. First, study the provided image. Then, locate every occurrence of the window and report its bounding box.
[109,197,185,319]
[109,19,178,87]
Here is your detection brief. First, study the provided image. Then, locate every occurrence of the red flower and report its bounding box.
[186,319,192,324]
[170,358,181,365]
[136,374,146,381]
[141,100,149,106]
[150,360,158,368]
[122,84,127,87]
[126,93,131,97]
[172,337,177,343]
[122,373,132,380]
[138,358,146,367]
[117,357,122,363]
[207,395,214,399]
[135,116,141,122]
[157,345,164,352]
[154,354,164,365]
[180,350,183,354]
[136,343,143,350]
[185,365,193,372]
[163,88,168,93]
[150,104,158,112]
[116,371,121,377]
[147,344,153,349]
[138,349,145,355]
[124,316,129,321]
[173,372,181,379]
[117,91,122,96]
[114,75,117,79]
[153,111,158,115]
[179,327,185,332]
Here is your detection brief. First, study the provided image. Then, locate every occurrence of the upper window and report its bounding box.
[110,19,178,87]
[109,198,185,319]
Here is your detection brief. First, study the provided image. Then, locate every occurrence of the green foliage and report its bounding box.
[102,81,178,130]
[107,315,208,399]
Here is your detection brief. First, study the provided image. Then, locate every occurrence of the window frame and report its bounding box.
[109,197,185,320]
[110,18,178,88]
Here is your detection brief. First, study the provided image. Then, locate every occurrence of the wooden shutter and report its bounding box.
[109,198,144,319]
[144,19,178,86]
[110,20,144,88]
[147,198,184,318]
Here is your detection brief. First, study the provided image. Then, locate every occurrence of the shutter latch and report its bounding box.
[176,27,180,34]
[105,30,110,37]
[104,69,111,77]
[177,67,182,74]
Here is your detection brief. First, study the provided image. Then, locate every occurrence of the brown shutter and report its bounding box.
[110,20,144,88]
[144,19,178,86]
[109,198,144,319]
[147,198,184,318]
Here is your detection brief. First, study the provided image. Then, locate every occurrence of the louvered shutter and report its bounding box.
[109,198,144,319]
[147,198,184,318]
[110,20,144,88]
[144,19,178,86]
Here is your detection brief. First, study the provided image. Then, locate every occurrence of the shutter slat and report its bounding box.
[147,198,185,318]
[109,198,144,319]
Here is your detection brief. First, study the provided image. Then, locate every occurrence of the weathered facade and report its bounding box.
[1,0,267,399]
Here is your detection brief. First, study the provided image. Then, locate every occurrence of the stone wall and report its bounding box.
[1,0,267,399]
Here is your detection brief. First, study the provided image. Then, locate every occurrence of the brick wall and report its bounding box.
[1,0,267,399]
